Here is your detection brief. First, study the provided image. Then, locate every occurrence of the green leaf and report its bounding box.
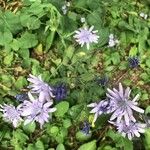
[50,126,59,135]
[146,59,150,68]
[26,144,35,150]
[76,131,91,142]
[35,140,44,150]
[111,52,120,65]
[129,46,138,56]
[54,101,69,117]
[63,119,72,128]
[14,76,28,89]
[23,122,36,134]
[106,129,133,150]
[56,143,65,150]
[20,14,41,30]
[11,39,20,51]
[18,32,38,49]
[68,104,84,119]
[73,0,87,8]
[87,9,103,27]
[0,10,22,34]
[0,27,13,46]
[3,52,14,66]
[144,129,150,150]
[78,140,96,150]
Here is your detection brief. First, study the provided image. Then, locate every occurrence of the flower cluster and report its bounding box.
[87,83,146,140]
[0,74,62,128]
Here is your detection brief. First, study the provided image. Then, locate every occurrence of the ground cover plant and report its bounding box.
[0,0,150,149]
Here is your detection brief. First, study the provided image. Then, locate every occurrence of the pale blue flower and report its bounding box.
[110,120,146,140]
[74,26,99,49]
[106,83,144,125]
[20,92,56,128]
[27,74,54,102]
[87,99,115,123]
[0,104,22,128]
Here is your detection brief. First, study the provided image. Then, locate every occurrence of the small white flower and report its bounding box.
[62,5,67,15]
[81,17,86,23]
[74,26,99,49]
[66,2,70,7]
[140,12,148,19]
[0,104,22,128]
[108,34,119,47]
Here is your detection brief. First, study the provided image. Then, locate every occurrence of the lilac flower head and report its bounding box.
[81,121,91,135]
[20,92,56,128]
[74,26,99,49]
[0,104,22,128]
[87,99,115,123]
[128,56,139,68]
[52,83,67,101]
[27,74,54,102]
[110,121,146,140]
[106,83,144,125]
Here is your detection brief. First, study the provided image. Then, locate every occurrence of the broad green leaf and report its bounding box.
[68,104,84,119]
[78,140,96,150]
[76,131,91,142]
[20,14,41,30]
[23,122,36,134]
[146,59,150,68]
[14,76,28,89]
[0,10,22,34]
[35,140,44,150]
[111,52,120,65]
[63,119,72,128]
[26,144,35,150]
[56,143,65,150]
[144,129,150,150]
[0,27,13,46]
[3,52,14,66]
[129,46,138,56]
[18,32,38,49]
[54,101,69,117]
[50,126,59,135]
[106,129,133,150]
